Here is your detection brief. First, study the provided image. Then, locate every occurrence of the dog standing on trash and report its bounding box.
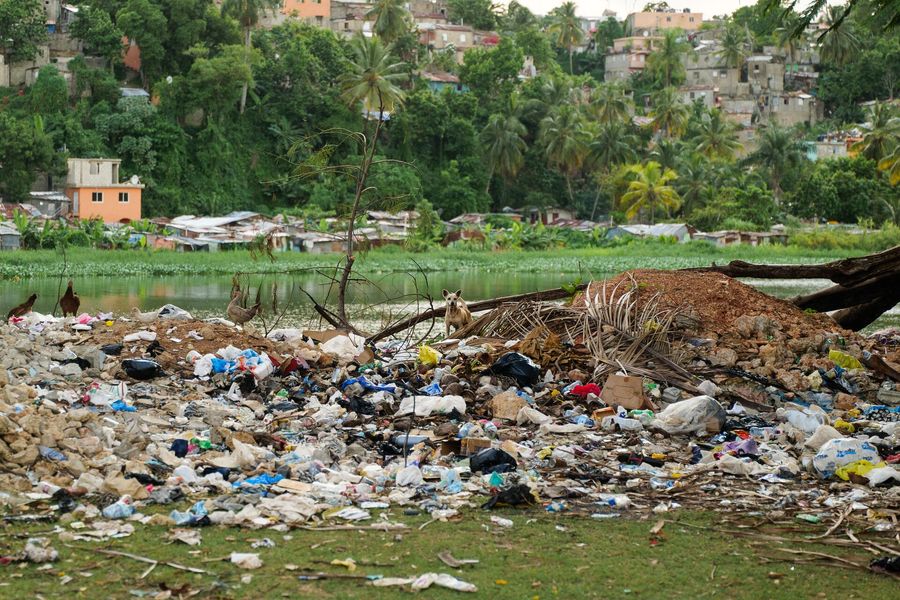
[442,289,472,338]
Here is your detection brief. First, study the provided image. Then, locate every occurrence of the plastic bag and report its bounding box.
[485,352,541,387]
[418,345,442,367]
[813,438,881,479]
[652,395,725,435]
[469,448,517,474]
[828,349,863,370]
[121,359,164,380]
[397,395,466,417]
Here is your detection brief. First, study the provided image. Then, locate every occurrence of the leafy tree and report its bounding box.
[650,87,689,138]
[620,161,681,224]
[502,1,536,31]
[447,0,498,30]
[179,45,258,119]
[539,105,588,206]
[426,160,490,218]
[0,0,47,61]
[547,1,584,74]
[591,17,624,54]
[459,37,524,106]
[675,153,714,214]
[481,111,527,194]
[789,157,896,222]
[30,66,69,116]
[693,109,742,160]
[69,56,121,106]
[0,113,55,202]
[818,35,900,121]
[745,123,806,202]
[117,0,169,87]
[764,0,899,38]
[880,144,900,185]
[69,5,124,71]
[514,26,557,72]
[221,0,281,113]
[366,0,411,44]
[646,29,688,88]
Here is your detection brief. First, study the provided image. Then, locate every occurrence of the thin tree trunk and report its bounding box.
[565,173,575,208]
[569,48,574,74]
[484,163,495,195]
[337,95,385,324]
[239,27,251,114]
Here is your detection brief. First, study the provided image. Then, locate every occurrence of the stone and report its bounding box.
[710,347,738,367]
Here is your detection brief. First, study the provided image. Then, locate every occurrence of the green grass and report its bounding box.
[1,509,894,599]
[0,242,864,280]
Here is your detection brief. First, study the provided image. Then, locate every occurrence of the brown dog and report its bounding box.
[442,289,472,338]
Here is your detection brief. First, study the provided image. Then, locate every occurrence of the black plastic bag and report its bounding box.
[485,352,541,387]
[100,343,123,356]
[122,359,165,380]
[469,448,518,474]
[482,484,538,509]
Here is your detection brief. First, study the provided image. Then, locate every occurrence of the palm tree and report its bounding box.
[620,161,681,224]
[648,137,682,170]
[717,24,748,70]
[819,5,860,67]
[878,145,900,186]
[587,121,639,219]
[746,123,805,203]
[338,34,407,120]
[481,112,527,194]
[366,0,411,44]
[675,153,715,214]
[221,0,281,114]
[547,2,584,74]
[852,103,900,161]
[646,29,688,88]
[589,83,632,125]
[693,109,742,160]
[650,87,689,138]
[539,105,589,206]
[775,12,802,73]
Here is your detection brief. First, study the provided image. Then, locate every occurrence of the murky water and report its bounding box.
[0,272,896,333]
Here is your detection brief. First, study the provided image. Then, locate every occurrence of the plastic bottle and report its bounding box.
[102,496,136,519]
[597,493,632,509]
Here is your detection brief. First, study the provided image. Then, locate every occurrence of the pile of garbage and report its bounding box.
[1,270,898,575]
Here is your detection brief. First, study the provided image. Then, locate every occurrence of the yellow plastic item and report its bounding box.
[833,419,855,433]
[829,349,863,370]
[651,453,666,460]
[834,459,886,481]
[418,345,442,367]
[330,558,357,572]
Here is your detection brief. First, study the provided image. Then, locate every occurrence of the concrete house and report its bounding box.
[65,158,144,223]
[625,9,702,36]
[282,0,331,27]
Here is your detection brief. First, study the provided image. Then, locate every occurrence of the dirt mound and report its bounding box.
[581,270,853,341]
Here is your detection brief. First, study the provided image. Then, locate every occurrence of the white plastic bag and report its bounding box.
[813,438,881,479]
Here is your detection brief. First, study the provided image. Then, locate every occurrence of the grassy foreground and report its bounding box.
[0,243,863,280]
[1,509,894,599]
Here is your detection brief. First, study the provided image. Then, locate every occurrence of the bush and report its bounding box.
[790,223,900,251]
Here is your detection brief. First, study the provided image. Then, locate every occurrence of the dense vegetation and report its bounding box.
[0,0,898,228]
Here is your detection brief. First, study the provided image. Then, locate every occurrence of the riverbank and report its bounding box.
[0,242,865,280]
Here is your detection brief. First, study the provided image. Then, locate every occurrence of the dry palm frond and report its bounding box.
[582,278,689,384]
[453,300,585,341]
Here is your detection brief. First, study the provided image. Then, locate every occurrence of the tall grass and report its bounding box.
[0,241,866,280]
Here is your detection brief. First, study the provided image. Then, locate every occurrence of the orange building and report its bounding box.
[282,0,331,26]
[65,158,144,223]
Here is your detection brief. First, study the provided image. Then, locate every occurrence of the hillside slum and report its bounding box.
[0,270,898,584]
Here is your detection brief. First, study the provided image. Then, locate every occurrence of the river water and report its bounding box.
[1,272,897,333]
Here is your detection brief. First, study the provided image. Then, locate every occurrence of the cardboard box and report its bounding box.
[440,437,491,457]
[601,374,647,410]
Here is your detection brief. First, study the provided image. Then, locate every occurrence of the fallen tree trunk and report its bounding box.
[367,283,588,344]
[685,245,900,331]
[683,245,900,286]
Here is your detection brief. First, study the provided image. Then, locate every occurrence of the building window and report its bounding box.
[119,192,129,203]
[783,97,789,105]
[90,162,100,175]
[460,34,466,42]
[689,17,694,22]
[316,15,323,24]
[91,192,103,203]
[754,64,760,71]
[689,92,695,99]
[666,16,671,22]
[720,70,727,77]
[441,33,448,42]
[344,22,349,29]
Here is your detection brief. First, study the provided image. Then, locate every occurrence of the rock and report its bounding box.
[775,369,809,392]
[710,347,738,367]
[490,391,527,421]
[834,392,858,410]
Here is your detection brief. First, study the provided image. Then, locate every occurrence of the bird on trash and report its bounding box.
[7,293,37,320]
[130,307,159,323]
[227,288,261,325]
[59,280,80,317]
